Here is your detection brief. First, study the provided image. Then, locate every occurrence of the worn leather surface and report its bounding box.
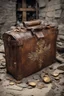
[3,26,58,80]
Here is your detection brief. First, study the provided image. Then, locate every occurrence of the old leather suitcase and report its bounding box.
[3,21,58,80]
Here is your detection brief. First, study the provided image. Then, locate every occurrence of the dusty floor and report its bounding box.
[0,39,64,96]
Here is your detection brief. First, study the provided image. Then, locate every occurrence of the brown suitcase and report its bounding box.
[3,22,58,80]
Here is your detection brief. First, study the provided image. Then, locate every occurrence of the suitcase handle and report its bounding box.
[23,20,41,27]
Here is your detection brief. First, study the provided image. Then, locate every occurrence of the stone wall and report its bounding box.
[38,0,64,50]
[39,0,61,23]
[0,0,64,40]
[0,0,16,38]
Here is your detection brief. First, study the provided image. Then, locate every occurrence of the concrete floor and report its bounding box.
[0,40,64,96]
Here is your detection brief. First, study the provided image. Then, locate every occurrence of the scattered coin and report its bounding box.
[43,75,51,83]
[28,82,36,87]
[9,82,15,85]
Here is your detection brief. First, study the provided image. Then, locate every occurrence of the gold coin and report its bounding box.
[43,76,51,83]
[9,82,14,85]
[28,82,36,87]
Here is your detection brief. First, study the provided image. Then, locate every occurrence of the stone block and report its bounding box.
[45,17,54,22]
[46,11,55,17]
[61,11,64,18]
[39,12,46,17]
[47,0,60,6]
[39,16,45,20]
[47,6,54,11]
[58,24,64,30]
[61,4,64,9]
[58,24,64,34]
[55,10,61,18]
[60,17,64,24]
[59,30,64,35]
[54,4,61,10]
[39,0,46,8]
[47,4,61,11]
[39,8,47,13]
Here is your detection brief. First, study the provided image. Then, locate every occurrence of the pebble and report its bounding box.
[17,83,28,88]
[41,73,45,79]
[52,72,59,77]
[1,62,6,67]
[57,65,64,71]
[28,86,33,89]
[33,74,40,80]
[55,77,60,80]
[21,78,28,83]
[36,82,45,89]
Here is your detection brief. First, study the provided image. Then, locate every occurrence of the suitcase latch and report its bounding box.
[34,32,44,39]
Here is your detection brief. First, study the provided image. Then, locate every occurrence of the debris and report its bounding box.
[57,44,64,52]
[33,74,40,80]
[0,51,5,54]
[3,80,10,86]
[41,73,46,80]
[52,68,64,77]
[0,65,6,69]
[43,75,51,83]
[55,77,60,80]
[57,65,64,71]
[56,56,64,63]
[52,72,59,77]
[36,82,45,89]
[1,62,6,67]
[60,35,64,40]
[28,82,36,87]
[27,78,39,83]
[0,53,5,61]
[17,83,28,88]
[0,45,4,53]
[59,78,64,86]
[21,79,28,83]
[57,42,63,46]
[28,86,33,89]
[7,85,23,91]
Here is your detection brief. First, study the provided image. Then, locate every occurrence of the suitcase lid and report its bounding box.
[3,21,57,46]
[3,29,33,46]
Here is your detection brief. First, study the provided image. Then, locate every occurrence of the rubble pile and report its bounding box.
[57,24,64,52]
